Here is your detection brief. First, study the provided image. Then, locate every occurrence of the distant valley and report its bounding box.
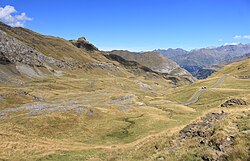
[154,44,250,79]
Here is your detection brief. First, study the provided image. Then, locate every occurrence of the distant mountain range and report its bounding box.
[154,48,189,58]
[154,44,250,79]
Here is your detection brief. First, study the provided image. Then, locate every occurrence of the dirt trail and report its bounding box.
[182,76,227,106]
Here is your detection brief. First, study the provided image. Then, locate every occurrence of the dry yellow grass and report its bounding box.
[0,23,249,160]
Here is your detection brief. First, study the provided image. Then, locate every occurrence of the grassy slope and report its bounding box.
[0,71,192,160]
[0,22,107,63]
[109,50,178,69]
[0,58,249,161]
[166,58,250,104]
[33,58,250,161]
[0,24,249,160]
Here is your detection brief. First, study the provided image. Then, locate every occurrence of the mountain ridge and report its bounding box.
[154,43,250,79]
[0,22,194,86]
[107,50,196,82]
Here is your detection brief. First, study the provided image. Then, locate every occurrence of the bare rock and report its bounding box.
[0,30,78,69]
[156,156,165,161]
[70,37,99,51]
[0,94,4,100]
[179,112,225,139]
[221,98,247,107]
[139,82,153,90]
[110,95,134,104]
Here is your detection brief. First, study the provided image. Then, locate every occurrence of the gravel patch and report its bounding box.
[110,95,134,104]
[0,101,92,118]
[117,105,134,111]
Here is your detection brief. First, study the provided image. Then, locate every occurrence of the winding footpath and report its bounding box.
[182,76,227,106]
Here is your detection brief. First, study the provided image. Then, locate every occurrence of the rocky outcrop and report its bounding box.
[179,112,226,139]
[139,82,153,91]
[70,37,98,51]
[177,112,237,160]
[0,30,73,68]
[0,30,43,66]
[221,98,247,107]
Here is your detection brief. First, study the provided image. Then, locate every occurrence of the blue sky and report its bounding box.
[0,0,250,51]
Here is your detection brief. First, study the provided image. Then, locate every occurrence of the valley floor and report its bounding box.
[0,73,249,161]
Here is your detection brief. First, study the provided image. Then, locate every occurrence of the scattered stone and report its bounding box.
[86,108,95,116]
[139,82,153,90]
[199,139,206,145]
[165,146,177,152]
[209,134,235,152]
[137,102,144,106]
[117,105,133,111]
[88,62,115,69]
[18,91,44,102]
[0,94,4,100]
[75,105,89,113]
[110,95,134,104]
[0,101,93,118]
[201,155,213,161]
[21,104,46,111]
[154,82,159,85]
[32,95,44,102]
[19,91,29,95]
[241,130,250,134]
[179,112,225,139]
[221,98,247,107]
[156,156,165,161]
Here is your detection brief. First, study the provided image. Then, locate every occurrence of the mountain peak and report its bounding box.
[70,37,98,51]
[223,42,241,46]
[78,36,87,41]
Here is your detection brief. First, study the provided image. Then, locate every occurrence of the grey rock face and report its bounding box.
[87,62,115,69]
[0,30,76,69]
[0,30,43,66]
[0,101,92,118]
[221,98,247,107]
[70,37,99,51]
[139,82,153,90]
[110,95,134,104]
[179,112,226,139]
